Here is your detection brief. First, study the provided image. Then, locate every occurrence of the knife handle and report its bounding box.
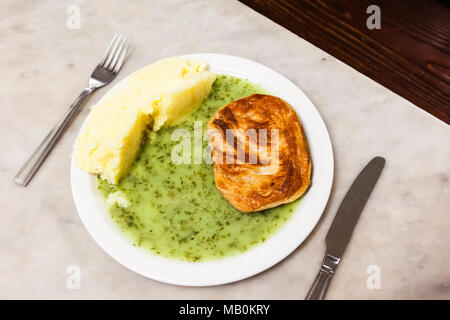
[305,253,340,300]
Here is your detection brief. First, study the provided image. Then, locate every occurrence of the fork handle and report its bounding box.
[14,87,95,186]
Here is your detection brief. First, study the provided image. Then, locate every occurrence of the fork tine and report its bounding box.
[99,33,119,67]
[104,34,122,70]
[113,38,130,74]
[109,36,126,72]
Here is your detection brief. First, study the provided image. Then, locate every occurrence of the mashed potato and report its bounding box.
[74,57,216,184]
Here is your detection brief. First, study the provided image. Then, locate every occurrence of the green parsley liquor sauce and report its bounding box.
[97,75,300,262]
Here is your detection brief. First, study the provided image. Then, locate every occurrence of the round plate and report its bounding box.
[71,53,334,286]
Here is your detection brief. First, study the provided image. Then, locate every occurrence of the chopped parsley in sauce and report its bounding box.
[97,75,299,262]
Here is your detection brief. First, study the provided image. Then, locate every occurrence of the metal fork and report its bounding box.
[14,33,131,186]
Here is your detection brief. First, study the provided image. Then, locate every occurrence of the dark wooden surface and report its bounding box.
[240,0,450,124]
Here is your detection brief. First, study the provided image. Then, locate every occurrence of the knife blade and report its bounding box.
[305,156,385,300]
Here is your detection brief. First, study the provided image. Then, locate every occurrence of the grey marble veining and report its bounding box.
[1,0,449,299]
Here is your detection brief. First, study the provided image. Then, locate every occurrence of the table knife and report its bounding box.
[305,156,385,300]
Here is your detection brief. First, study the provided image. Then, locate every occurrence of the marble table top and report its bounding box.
[1,0,449,299]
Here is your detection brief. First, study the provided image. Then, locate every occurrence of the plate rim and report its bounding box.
[71,53,334,286]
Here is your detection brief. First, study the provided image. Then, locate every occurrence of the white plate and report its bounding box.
[71,53,334,286]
